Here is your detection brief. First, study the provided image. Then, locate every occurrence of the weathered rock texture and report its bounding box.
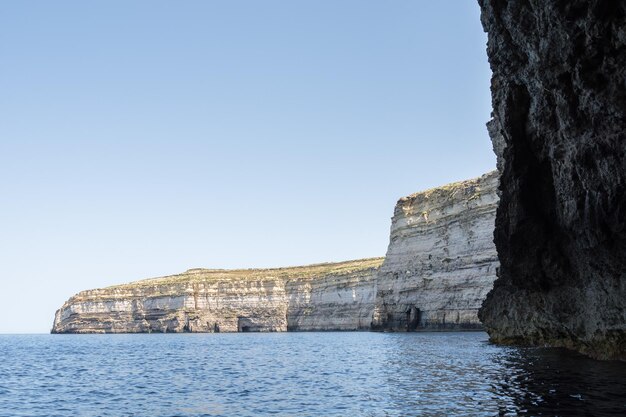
[372,171,499,331]
[478,0,626,360]
[52,259,382,333]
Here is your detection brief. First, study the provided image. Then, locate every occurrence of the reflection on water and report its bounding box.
[0,333,624,416]
[381,333,626,416]
[491,346,626,416]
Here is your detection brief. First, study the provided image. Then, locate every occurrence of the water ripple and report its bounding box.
[0,333,624,416]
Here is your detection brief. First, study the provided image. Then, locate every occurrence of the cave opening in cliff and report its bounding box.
[406,306,421,331]
[238,317,254,332]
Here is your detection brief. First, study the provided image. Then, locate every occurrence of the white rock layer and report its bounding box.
[52,259,382,333]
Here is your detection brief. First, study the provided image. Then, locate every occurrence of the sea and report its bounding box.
[0,332,624,416]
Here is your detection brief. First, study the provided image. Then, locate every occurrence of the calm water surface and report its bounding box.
[0,332,624,416]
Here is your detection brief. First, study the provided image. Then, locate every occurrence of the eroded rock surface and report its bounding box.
[52,259,382,333]
[372,172,499,331]
[478,0,626,360]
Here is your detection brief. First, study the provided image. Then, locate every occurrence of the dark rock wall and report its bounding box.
[478,0,626,360]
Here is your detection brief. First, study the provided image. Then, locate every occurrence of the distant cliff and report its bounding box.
[53,173,500,334]
[52,259,382,333]
[372,171,499,331]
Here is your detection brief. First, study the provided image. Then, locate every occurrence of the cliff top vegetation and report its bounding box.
[101,257,385,290]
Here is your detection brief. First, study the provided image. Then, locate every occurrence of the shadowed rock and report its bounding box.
[478,0,626,360]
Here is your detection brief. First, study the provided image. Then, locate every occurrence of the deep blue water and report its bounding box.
[0,332,624,416]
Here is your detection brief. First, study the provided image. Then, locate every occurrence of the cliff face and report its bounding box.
[286,270,377,331]
[478,0,626,360]
[52,259,382,333]
[53,174,502,335]
[372,171,499,331]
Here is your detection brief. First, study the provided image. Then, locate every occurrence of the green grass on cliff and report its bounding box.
[401,171,498,203]
[104,257,385,290]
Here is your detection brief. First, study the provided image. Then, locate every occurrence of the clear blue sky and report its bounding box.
[0,1,494,333]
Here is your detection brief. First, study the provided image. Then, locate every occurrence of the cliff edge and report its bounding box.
[372,171,499,331]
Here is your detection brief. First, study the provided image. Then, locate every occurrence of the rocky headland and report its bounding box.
[478,0,626,360]
[52,172,500,334]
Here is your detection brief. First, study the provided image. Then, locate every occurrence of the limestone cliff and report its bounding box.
[372,171,499,331]
[52,259,382,333]
[478,0,626,360]
[53,174,502,335]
